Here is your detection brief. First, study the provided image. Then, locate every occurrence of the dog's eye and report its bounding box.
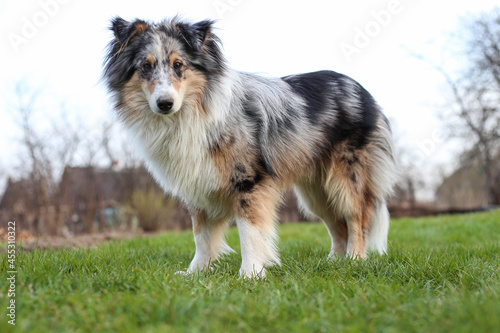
[142,62,153,73]
[173,61,183,70]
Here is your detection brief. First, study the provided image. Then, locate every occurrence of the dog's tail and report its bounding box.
[366,200,390,255]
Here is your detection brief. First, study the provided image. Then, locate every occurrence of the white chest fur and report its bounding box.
[129,113,221,211]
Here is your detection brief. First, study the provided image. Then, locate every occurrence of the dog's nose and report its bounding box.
[156,97,174,113]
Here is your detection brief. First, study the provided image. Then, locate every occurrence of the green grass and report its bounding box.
[1,210,499,332]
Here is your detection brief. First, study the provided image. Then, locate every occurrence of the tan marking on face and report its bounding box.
[168,52,184,93]
[146,79,158,95]
[146,53,156,65]
[172,79,182,93]
[120,72,146,124]
[138,54,158,94]
[181,68,208,113]
[169,52,181,66]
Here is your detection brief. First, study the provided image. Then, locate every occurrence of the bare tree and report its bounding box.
[414,9,500,205]
[52,105,84,171]
[5,81,152,235]
[13,82,53,234]
[9,82,88,235]
[100,122,117,167]
[462,11,500,204]
[391,132,425,208]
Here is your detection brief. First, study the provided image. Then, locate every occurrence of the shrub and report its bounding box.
[130,188,176,231]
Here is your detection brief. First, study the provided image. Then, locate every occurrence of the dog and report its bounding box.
[102,16,397,278]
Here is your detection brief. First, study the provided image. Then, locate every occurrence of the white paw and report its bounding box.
[175,265,213,276]
[346,251,367,260]
[327,251,346,260]
[239,265,267,279]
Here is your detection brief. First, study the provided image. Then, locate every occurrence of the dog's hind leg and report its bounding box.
[365,200,389,255]
[294,183,348,258]
[345,213,369,259]
[177,209,234,275]
[324,218,348,258]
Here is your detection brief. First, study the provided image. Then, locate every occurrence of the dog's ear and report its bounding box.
[110,17,147,48]
[176,19,215,52]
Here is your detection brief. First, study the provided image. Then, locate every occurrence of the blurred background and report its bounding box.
[1,0,499,238]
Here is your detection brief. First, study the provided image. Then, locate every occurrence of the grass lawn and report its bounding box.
[1,210,499,332]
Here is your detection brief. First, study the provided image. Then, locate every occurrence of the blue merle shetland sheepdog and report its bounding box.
[102,16,397,278]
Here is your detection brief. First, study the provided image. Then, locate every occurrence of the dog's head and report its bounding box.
[103,17,225,118]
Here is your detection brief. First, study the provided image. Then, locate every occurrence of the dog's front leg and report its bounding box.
[236,217,280,279]
[176,210,233,275]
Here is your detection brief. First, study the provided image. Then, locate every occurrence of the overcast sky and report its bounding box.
[0,0,498,199]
